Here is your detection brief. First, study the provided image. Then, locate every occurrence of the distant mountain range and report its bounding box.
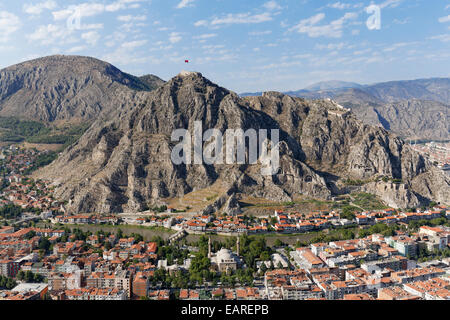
[241,78,450,140]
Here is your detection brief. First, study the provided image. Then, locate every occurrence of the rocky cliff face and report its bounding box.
[36,71,450,213]
[0,55,160,122]
[335,98,449,140]
[244,93,450,208]
[369,100,449,140]
[267,78,450,140]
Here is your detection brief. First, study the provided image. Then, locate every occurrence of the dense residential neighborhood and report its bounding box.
[1,215,450,300]
[0,145,64,217]
[0,143,449,301]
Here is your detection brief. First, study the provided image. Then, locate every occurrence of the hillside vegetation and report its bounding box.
[0,117,91,150]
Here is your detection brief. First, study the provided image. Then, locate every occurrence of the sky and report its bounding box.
[0,0,449,92]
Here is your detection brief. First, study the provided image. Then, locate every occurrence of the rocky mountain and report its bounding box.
[346,99,449,140]
[243,78,450,140]
[0,55,159,123]
[35,71,450,213]
[362,78,450,105]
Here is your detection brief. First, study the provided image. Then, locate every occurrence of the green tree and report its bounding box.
[274,239,284,247]
[39,237,51,253]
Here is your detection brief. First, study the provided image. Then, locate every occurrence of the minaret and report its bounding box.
[208,237,212,258]
[236,237,240,256]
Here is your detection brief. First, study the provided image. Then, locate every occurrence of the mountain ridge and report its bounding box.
[241,78,450,140]
[0,55,163,123]
[34,70,450,213]
[0,55,446,212]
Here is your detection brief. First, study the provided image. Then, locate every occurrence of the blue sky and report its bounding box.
[0,0,449,92]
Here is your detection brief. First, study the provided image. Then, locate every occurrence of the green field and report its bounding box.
[0,117,90,150]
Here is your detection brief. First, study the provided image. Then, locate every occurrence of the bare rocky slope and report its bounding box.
[35,71,450,213]
[0,55,162,123]
[244,78,450,140]
[344,99,449,140]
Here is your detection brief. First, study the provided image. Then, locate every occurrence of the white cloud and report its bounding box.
[380,0,403,9]
[121,40,148,48]
[0,45,14,53]
[81,31,100,45]
[328,2,351,9]
[0,12,21,43]
[353,48,372,55]
[249,30,272,36]
[202,44,225,50]
[211,12,273,26]
[80,23,104,30]
[102,47,153,66]
[52,3,104,20]
[315,42,346,50]
[121,22,147,33]
[104,31,126,48]
[193,33,218,39]
[324,2,363,10]
[66,45,87,53]
[52,0,146,20]
[257,60,303,70]
[393,18,411,25]
[430,34,450,42]
[27,24,74,45]
[194,20,208,27]
[106,0,148,11]
[383,42,417,52]
[289,12,358,38]
[23,1,57,15]
[293,13,326,28]
[117,14,147,22]
[438,15,450,23]
[195,53,237,65]
[201,44,228,55]
[169,32,182,43]
[176,0,195,9]
[196,3,276,28]
[263,1,282,11]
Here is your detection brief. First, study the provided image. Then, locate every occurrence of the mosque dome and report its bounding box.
[217,248,234,262]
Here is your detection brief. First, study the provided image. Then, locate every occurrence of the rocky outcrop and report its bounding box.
[35,71,450,213]
[222,193,243,216]
[410,168,450,205]
[362,182,420,209]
